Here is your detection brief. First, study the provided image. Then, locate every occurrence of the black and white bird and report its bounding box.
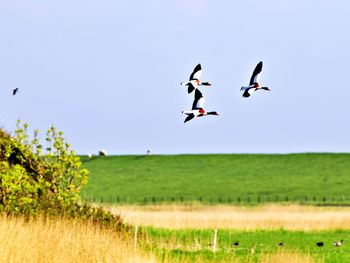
[182,89,219,123]
[12,88,19,96]
[241,61,270,98]
[333,240,343,247]
[181,64,212,94]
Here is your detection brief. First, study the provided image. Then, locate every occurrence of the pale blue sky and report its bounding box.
[1,0,350,154]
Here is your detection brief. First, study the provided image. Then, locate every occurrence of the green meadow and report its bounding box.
[140,228,349,263]
[80,153,350,204]
[78,153,350,262]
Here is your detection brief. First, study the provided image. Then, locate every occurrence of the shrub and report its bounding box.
[0,121,88,215]
[0,121,125,230]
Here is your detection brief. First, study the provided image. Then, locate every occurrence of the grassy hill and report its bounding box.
[80,154,350,204]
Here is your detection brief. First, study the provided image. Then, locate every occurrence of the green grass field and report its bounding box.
[80,153,350,204]
[140,228,349,263]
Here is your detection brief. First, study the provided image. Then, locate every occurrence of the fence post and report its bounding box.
[247,196,251,204]
[134,225,138,250]
[213,228,218,253]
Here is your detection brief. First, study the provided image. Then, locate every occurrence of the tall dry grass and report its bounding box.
[0,216,155,263]
[0,215,321,263]
[259,252,320,263]
[110,204,350,230]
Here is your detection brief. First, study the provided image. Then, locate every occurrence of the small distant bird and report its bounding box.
[233,241,239,246]
[182,89,219,123]
[316,242,324,247]
[278,242,284,247]
[333,240,343,247]
[241,61,270,98]
[181,63,212,94]
[12,88,19,96]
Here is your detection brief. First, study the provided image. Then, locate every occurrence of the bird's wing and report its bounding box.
[184,114,195,123]
[192,89,205,109]
[189,64,202,80]
[249,61,263,85]
[187,83,196,94]
[242,88,253,98]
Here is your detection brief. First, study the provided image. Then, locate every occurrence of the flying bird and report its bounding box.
[182,88,219,123]
[241,61,270,98]
[333,240,343,247]
[12,88,19,96]
[181,63,212,94]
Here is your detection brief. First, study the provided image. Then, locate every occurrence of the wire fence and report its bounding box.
[81,194,350,206]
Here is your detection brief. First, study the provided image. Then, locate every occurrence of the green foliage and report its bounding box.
[0,121,88,215]
[0,121,125,230]
[0,162,41,214]
[80,154,350,205]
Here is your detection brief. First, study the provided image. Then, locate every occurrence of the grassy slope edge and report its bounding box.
[81,154,350,204]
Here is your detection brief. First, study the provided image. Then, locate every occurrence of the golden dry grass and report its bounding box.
[0,215,321,263]
[259,252,320,263]
[0,216,156,263]
[110,204,350,230]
